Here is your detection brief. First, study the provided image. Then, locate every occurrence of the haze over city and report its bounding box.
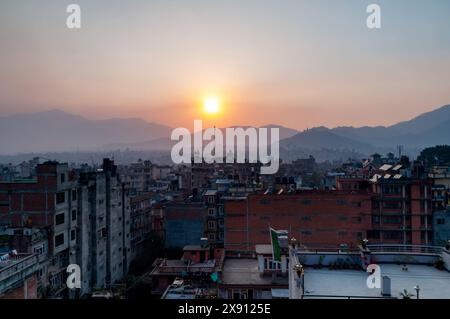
[1,0,450,130]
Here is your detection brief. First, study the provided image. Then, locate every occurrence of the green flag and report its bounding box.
[270,227,281,262]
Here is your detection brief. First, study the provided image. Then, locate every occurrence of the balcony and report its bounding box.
[0,253,38,294]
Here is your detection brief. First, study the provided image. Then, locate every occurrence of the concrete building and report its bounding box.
[218,245,289,299]
[76,159,130,296]
[289,243,450,299]
[433,208,450,246]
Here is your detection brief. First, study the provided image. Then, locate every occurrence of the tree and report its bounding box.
[418,145,450,167]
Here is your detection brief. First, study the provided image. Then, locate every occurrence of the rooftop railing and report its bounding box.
[366,244,443,255]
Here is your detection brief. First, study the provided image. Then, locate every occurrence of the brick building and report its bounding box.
[0,161,77,297]
[367,163,434,245]
[224,191,373,254]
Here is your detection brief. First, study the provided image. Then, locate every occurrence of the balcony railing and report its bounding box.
[0,254,38,292]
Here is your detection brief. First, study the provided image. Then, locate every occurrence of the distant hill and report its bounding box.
[104,124,299,152]
[329,105,450,148]
[281,127,373,151]
[0,105,448,160]
[0,110,173,154]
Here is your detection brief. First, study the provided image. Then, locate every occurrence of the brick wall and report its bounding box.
[224,192,372,252]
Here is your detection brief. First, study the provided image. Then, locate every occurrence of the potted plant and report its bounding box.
[294,264,304,277]
[434,258,445,270]
[318,256,324,269]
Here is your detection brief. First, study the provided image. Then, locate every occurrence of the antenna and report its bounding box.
[397,145,404,158]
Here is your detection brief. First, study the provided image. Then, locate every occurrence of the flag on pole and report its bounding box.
[270,227,282,262]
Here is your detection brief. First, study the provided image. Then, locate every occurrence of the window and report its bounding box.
[72,189,77,201]
[232,289,251,300]
[372,216,380,224]
[55,213,65,225]
[33,245,45,255]
[265,258,281,270]
[383,216,402,224]
[383,201,402,209]
[367,230,380,239]
[54,233,64,247]
[56,192,65,204]
[437,218,445,225]
[352,202,362,208]
[71,209,77,221]
[70,229,76,241]
[37,268,44,278]
[208,233,216,241]
[383,185,401,195]
[208,208,215,216]
[60,173,65,184]
[208,221,216,229]
[383,231,401,239]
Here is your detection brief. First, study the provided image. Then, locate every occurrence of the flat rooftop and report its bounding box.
[303,264,450,299]
[221,258,287,287]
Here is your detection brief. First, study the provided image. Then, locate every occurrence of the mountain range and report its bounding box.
[0,105,449,161]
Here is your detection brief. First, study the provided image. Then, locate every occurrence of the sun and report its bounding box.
[203,96,220,114]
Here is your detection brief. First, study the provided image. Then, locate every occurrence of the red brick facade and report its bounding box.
[0,275,38,299]
[0,163,58,229]
[224,191,372,252]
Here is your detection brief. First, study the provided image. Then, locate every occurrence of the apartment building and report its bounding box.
[203,190,224,247]
[368,163,434,245]
[0,161,77,297]
[76,159,131,296]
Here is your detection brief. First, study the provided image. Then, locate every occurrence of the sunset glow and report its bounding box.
[203,96,220,115]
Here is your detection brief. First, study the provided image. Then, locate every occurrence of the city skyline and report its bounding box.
[1,0,450,130]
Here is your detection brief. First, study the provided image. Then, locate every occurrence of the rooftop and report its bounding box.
[161,280,217,299]
[255,244,273,255]
[221,258,287,287]
[303,264,450,299]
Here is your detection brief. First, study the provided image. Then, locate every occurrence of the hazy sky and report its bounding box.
[1,0,449,130]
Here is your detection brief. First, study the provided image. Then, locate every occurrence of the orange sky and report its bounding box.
[1,1,449,130]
